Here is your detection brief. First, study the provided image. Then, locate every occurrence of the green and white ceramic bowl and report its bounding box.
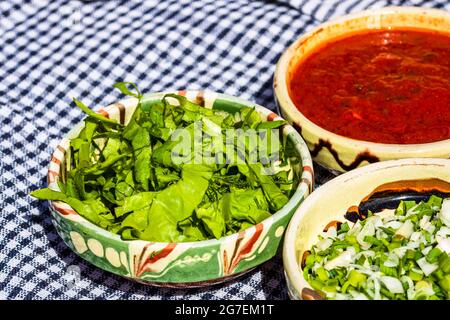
[283,158,450,299]
[274,7,450,173]
[47,90,314,287]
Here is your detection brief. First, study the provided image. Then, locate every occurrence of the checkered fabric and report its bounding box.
[0,0,448,300]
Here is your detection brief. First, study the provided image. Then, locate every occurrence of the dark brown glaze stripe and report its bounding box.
[223,250,230,276]
[115,102,126,125]
[362,178,450,202]
[323,220,342,232]
[344,205,364,223]
[226,234,244,275]
[301,250,311,269]
[292,122,302,135]
[133,255,138,278]
[310,139,379,171]
[343,179,450,224]
[137,243,150,276]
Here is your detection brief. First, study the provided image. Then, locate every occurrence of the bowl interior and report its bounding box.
[283,158,450,299]
[286,7,450,91]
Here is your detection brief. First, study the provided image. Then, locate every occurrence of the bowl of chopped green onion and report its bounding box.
[283,158,450,300]
[31,83,313,287]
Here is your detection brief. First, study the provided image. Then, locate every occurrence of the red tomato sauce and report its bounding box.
[288,29,450,144]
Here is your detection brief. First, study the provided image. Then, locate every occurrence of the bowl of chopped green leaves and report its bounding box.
[283,158,450,300]
[31,83,313,287]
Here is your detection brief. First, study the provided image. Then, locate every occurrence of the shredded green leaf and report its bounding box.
[31,83,299,242]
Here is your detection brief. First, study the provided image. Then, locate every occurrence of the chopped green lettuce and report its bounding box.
[31,83,299,242]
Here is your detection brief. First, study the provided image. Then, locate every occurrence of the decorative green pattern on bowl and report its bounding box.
[47,90,313,287]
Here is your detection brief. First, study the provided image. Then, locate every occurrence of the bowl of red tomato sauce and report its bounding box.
[274,6,450,173]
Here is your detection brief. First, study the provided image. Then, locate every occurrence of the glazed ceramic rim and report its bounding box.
[282,157,450,299]
[274,6,450,156]
[47,91,314,250]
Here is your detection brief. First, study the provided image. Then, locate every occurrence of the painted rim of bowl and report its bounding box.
[282,157,450,298]
[47,90,314,250]
[274,6,450,153]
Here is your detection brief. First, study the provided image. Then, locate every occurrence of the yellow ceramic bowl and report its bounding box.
[274,6,450,173]
[283,158,450,300]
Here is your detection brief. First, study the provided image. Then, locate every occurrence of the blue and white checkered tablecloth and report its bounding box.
[1,0,448,300]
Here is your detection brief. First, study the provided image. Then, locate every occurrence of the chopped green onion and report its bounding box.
[347,270,366,287]
[316,267,329,282]
[439,275,450,292]
[304,196,449,300]
[438,254,450,273]
[409,270,423,281]
[426,247,442,264]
